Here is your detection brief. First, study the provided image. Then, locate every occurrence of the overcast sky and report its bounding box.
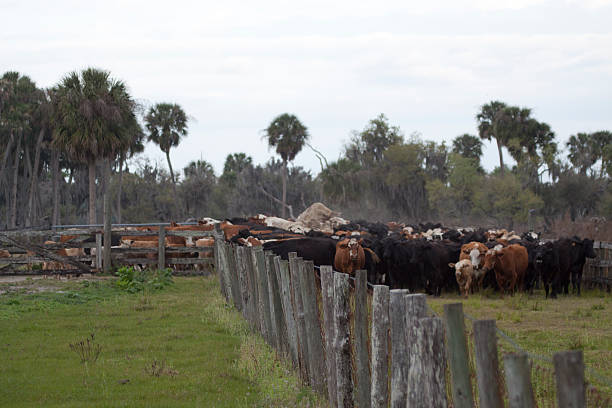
[3,0,612,176]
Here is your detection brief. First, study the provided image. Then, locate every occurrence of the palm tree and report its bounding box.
[51,68,137,224]
[264,113,309,218]
[144,103,188,185]
[476,101,508,175]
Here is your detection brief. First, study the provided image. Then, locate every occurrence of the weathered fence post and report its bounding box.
[247,246,261,333]
[272,256,289,356]
[334,272,353,408]
[227,245,242,311]
[320,265,337,405]
[253,246,272,344]
[277,257,299,367]
[299,260,327,394]
[371,284,389,408]
[404,294,428,407]
[354,269,371,408]
[473,319,504,408]
[213,224,227,301]
[554,350,585,408]
[289,253,310,383]
[235,246,250,319]
[158,225,165,271]
[390,289,410,408]
[407,317,448,408]
[443,303,474,408]
[264,253,279,348]
[504,352,536,408]
[95,233,102,271]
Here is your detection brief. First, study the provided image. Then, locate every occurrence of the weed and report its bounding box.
[567,336,584,351]
[591,303,605,311]
[115,267,173,294]
[144,360,178,377]
[69,333,102,364]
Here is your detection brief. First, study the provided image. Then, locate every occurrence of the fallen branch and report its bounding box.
[258,185,295,219]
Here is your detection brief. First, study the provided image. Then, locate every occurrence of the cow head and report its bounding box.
[583,238,597,258]
[482,249,500,272]
[347,238,361,261]
[469,248,482,269]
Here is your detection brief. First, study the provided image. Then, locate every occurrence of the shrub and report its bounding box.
[115,266,173,294]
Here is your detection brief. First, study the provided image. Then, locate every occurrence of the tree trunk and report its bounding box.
[116,158,123,224]
[496,137,505,176]
[26,129,45,227]
[52,150,60,226]
[88,159,97,225]
[103,158,112,273]
[9,134,22,228]
[281,160,287,218]
[166,150,175,184]
[0,131,14,187]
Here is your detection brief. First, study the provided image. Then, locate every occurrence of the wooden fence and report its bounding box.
[583,241,612,288]
[215,238,596,408]
[0,225,216,275]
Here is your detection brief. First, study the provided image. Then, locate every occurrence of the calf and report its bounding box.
[449,259,473,298]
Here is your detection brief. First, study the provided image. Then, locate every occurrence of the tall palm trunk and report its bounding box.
[103,158,112,273]
[26,129,44,227]
[88,159,97,225]
[9,134,22,228]
[281,160,287,218]
[52,150,60,226]
[496,137,505,176]
[116,158,123,224]
[165,150,175,185]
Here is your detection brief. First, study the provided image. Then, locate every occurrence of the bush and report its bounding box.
[115,266,173,294]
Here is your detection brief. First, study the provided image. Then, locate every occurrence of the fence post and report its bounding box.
[473,320,504,408]
[404,294,427,407]
[247,246,261,333]
[390,289,410,408]
[407,317,448,408]
[95,233,102,271]
[264,253,279,348]
[213,225,227,301]
[227,245,242,311]
[253,246,272,344]
[277,257,299,367]
[320,265,337,405]
[504,352,536,408]
[334,272,354,408]
[554,350,585,408]
[354,269,371,408]
[371,285,390,408]
[289,253,310,383]
[236,246,249,319]
[272,256,289,356]
[158,225,165,271]
[299,260,327,394]
[443,303,474,408]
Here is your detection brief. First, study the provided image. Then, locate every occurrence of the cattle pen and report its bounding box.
[213,237,612,407]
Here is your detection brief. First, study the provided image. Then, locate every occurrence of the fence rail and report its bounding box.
[215,237,608,408]
[0,225,216,275]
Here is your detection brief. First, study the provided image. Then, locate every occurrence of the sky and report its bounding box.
[2,0,612,177]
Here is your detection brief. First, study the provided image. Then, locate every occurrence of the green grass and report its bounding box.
[0,275,324,407]
[428,289,612,401]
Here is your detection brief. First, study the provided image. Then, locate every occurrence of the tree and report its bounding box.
[52,68,138,225]
[181,160,216,218]
[144,103,188,185]
[476,101,508,175]
[264,113,309,218]
[423,141,449,181]
[590,131,612,178]
[346,113,403,166]
[220,153,253,187]
[452,134,483,168]
[567,133,597,175]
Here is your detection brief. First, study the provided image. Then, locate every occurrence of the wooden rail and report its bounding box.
[0,226,215,275]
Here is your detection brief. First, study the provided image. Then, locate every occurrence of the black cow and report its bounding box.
[409,240,461,296]
[263,237,336,267]
[534,242,559,298]
[569,237,597,296]
[381,238,423,290]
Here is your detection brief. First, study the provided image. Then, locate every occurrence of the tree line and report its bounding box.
[0,68,610,231]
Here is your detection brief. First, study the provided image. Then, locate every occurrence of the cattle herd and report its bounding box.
[218,211,597,299]
[0,202,598,299]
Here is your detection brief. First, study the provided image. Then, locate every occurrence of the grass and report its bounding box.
[0,275,324,407]
[428,289,612,402]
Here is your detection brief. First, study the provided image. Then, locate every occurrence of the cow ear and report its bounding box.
[448,263,455,268]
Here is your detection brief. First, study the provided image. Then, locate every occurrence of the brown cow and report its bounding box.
[482,244,528,295]
[334,238,365,275]
[0,249,10,258]
[449,259,474,298]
